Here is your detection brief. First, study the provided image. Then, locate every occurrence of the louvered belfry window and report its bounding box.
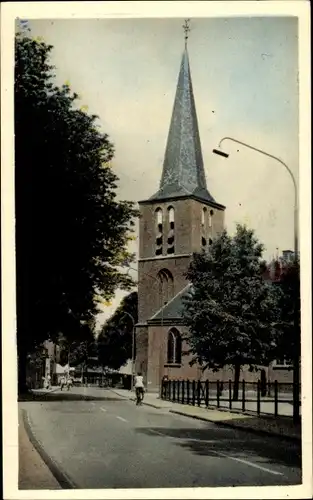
[155,208,163,255]
[167,206,175,254]
[201,207,207,248]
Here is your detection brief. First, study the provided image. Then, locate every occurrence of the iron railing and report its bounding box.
[161,379,301,418]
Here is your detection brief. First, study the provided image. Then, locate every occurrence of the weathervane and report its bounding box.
[182,19,191,47]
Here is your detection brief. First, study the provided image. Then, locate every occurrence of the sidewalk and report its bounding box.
[110,388,301,442]
[18,386,60,401]
[19,410,61,489]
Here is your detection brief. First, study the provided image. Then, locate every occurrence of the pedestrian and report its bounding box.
[46,374,51,390]
[60,375,66,391]
[67,375,73,391]
[162,375,169,398]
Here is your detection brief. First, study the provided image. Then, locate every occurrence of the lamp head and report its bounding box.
[212,148,229,158]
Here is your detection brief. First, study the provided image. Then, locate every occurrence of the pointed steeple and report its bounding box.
[150,24,219,205]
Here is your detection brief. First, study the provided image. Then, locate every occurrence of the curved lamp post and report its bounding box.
[213,136,300,423]
[213,137,298,258]
[121,311,136,391]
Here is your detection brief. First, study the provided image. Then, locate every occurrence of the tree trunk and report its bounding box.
[232,363,241,401]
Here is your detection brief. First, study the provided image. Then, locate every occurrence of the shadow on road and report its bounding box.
[18,390,123,403]
[135,425,302,471]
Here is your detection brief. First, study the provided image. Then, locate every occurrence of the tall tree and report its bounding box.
[97,291,138,371]
[276,259,300,361]
[183,224,282,400]
[15,30,138,392]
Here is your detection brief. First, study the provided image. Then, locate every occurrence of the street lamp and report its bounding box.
[213,136,300,422]
[121,311,136,391]
[213,137,298,258]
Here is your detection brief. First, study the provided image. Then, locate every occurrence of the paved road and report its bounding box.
[20,387,301,489]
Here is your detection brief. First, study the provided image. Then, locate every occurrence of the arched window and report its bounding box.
[167,206,175,254]
[155,208,163,255]
[167,328,182,364]
[201,207,207,226]
[157,269,174,306]
[168,206,175,227]
[156,208,163,227]
[208,209,214,228]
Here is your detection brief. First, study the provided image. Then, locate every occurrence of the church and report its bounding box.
[134,30,293,392]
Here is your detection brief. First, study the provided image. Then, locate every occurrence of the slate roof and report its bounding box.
[148,284,192,323]
[150,48,219,206]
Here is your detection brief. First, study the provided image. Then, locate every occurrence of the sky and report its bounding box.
[25,17,299,329]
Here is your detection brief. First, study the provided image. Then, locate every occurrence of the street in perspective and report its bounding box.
[9,8,311,498]
[19,385,301,489]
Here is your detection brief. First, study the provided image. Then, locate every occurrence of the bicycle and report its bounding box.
[135,388,144,406]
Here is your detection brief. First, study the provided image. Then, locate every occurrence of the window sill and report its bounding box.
[164,364,182,368]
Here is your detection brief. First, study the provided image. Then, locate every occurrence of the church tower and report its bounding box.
[135,21,226,388]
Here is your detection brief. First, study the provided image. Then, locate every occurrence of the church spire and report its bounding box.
[183,18,190,48]
[150,20,218,205]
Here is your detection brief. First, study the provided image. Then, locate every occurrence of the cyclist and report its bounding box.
[134,372,145,405]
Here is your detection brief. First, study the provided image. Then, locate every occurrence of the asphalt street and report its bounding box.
[20,388,301,489]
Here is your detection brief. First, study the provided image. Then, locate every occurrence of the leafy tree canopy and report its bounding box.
[15,31,138,387]
[97,291,138,371]
[182,224,283,374]
[274,259,300,363]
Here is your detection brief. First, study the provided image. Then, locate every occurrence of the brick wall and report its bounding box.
[138,256,190,323]
[144,323,296,390]
[134,325,148,384]
[139,198,225,260]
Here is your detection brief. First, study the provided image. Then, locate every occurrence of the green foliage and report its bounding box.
[15,32,139,386]
[182,224,282,372]
[58,320,96,368]
[276,259,300,362]
[97,292,138,370]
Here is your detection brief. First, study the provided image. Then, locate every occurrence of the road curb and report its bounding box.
[21,409,77,489]
[169,410,301,443]
[109,389,171,410]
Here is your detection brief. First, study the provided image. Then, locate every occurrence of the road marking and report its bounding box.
[91,402,96,406]
[148,429,284,477]
[208,448,284,476]
[116,416,127,422]
[100,407,107,412]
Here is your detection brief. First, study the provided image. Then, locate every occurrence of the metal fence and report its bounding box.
[161,379,301,418]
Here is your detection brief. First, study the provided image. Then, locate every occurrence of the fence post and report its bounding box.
[192,380,196,406]
[274,380,278,417]
[186,379,190,404]
[197,380,201,407]
[229,379,232,410]
[257,380,261,415]
[205,379,209,407]
[242,380,246,412]
[217,380,220,408]
[182,380,185,404]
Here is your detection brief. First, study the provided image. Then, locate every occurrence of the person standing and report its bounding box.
[67,375,73,391]
[60,375,66,391]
